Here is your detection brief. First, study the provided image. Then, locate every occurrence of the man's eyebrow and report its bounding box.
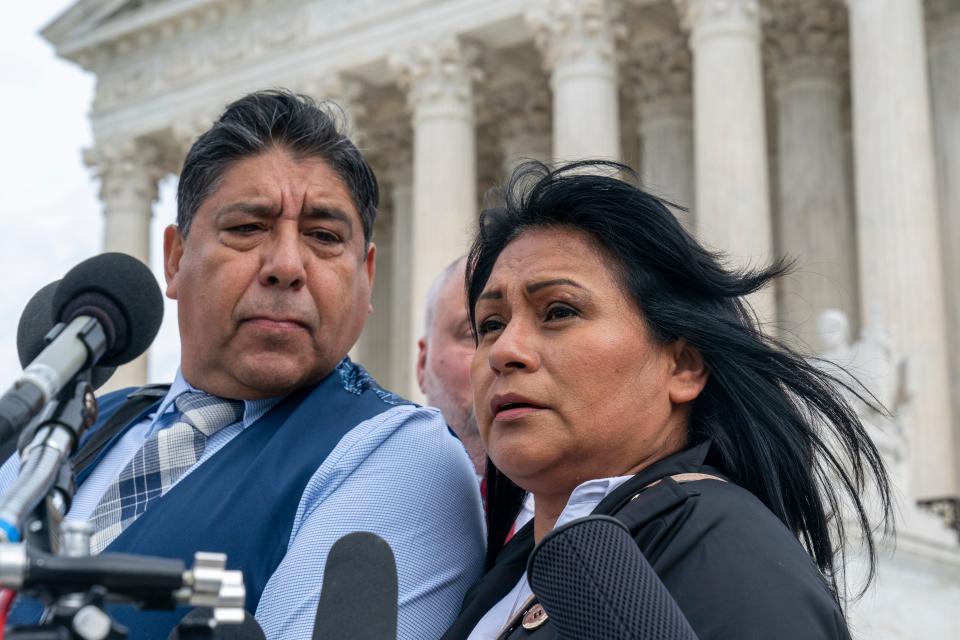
[214,202,276,220]
[526,278,587,294]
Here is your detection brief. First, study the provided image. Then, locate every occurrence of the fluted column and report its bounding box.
[846,0,955,496]
[353,211,394,385]
[631,36,695,230]
[676,0,775,320]
[527,0,621,162]
[927,0,960,491]
[768,0,858,350]
[391,38,478,402]
[387,155,416,400]
[85,139,164,388]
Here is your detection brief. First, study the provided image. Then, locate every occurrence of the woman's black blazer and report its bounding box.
[443,442,850,640]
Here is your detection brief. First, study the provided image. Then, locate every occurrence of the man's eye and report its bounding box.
[227,224,263,234]
[307,229,341,243]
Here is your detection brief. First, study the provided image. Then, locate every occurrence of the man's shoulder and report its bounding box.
[329,358,415,408]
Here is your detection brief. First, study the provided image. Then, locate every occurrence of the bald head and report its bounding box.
[423,256,468,336]
[416,256,484,473]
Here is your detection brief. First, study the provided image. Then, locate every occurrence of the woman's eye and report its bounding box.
[477,317,505,336]
[545,304,578,322]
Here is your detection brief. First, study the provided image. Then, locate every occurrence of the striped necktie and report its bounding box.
[89,391,244,554]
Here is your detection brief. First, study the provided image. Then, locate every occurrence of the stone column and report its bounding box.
[386,155,417,401]
[84,139,164,389]
[631,36,695,230]
[527,0,622,162]
[768,0,858,351]
[353,212,394,385]
[846,0,955,496]
[676,0,775,321]
[927,0,960,493]
[391,38,479,402]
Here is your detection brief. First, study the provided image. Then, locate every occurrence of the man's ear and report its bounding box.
[163,225,184,300]
[667,340,708,405]
[364,242,376,288]
[416,337,428,394]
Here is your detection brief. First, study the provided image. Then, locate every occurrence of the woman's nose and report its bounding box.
[487,318,541,374]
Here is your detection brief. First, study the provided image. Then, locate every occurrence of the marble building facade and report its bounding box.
[42,0,960,635]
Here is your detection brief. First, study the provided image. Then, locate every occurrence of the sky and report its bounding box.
[0,1,181,389]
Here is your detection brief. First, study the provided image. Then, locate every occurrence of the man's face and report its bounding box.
[417,264,475,434]
[164,147,375,399]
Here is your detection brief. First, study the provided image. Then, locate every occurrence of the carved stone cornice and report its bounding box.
[85,0,312,113]
[389,37,482,119]
[766,0,847,82]
[629,35,692,107]
[84,139,165,206]
[525,0,624,72]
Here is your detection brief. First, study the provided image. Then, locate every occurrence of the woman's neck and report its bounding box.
[532,492,570,543]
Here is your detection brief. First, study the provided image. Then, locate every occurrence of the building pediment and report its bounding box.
[42,0,217,63]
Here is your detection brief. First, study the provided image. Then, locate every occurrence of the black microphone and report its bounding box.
[16,280,116,391]
[527,515,699,640]
[169,609,266,640]
[313,532,398,640]
[0,253,163,459]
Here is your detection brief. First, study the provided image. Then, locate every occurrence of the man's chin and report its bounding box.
[231,355,328,398]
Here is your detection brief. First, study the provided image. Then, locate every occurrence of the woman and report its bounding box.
[443,161,890,640]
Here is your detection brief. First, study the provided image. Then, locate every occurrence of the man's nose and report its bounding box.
[259,224,306,290]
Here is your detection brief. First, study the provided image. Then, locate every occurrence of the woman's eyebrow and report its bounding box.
[526,278,587,294]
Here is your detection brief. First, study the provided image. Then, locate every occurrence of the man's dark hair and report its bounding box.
[177,89,379,242]
[470,160,891,601]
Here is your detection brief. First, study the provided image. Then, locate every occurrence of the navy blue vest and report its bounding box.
[13,360,408,639]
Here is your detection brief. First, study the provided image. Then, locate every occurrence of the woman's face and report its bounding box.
[471,227,702,497]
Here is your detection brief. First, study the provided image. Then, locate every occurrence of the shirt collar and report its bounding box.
[595,439,719,515]
[146,369,285,436]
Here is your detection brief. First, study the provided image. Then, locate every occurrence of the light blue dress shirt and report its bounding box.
[0,370,486,640]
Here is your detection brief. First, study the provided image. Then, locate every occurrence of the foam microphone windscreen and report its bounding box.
[52,252,164,367]
[16,280,116,390]
[313,531,398,640]
[168,609,265,639]
[527,515,699,640]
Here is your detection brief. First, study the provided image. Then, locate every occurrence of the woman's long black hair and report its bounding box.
[469,160,891,601]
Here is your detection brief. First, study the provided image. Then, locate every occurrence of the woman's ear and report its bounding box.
[668,340,709,404]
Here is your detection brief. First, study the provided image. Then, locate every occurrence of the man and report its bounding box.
[417,258,534,532]
[0,91,484,639]
[416,257,485,475]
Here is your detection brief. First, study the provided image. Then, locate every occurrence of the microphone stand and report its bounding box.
[0,375,247,639]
